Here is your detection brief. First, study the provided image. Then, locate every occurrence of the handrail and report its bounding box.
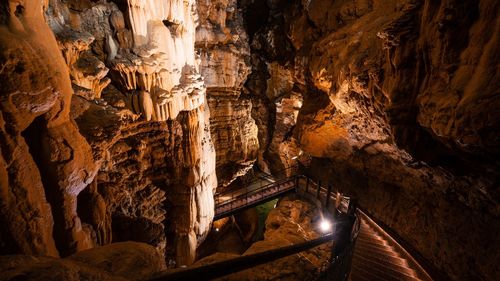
[215,176,295,207]
[214,164,299,197]
[214,177,297,220]
[215,172,353,218]
[148,233,336,281]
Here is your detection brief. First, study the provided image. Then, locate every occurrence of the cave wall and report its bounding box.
[0,0,97,257]
[0,0,220,267]
[55,0,218,266]
[241,0,305,175]
[196,0,259,186]
[241,0,499,280]
[1,0,498,278]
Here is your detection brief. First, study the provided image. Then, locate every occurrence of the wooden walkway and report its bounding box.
[214,176,298,220]
[214,173,349,220]
[350,210,433,281]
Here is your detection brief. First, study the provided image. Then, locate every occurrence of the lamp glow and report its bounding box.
[319,220,332,233]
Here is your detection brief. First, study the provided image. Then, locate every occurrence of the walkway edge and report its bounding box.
[146,233,335,281]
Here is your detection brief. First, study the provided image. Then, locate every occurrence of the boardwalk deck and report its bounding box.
[214,177,297,220]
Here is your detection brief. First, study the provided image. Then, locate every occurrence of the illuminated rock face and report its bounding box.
[196,0,258,186]
[1,0,217,266]
[56,30,111,99]
[241,0,499,280]
[0,0,97,257]
[75,0,216,265]
[113,0,217,265]
[1,0,498,279]
[109,0,206,122]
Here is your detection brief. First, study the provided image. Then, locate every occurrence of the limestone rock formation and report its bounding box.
[0,242,165,281]
[1,0,217,268]
[67,0,216,266]
[107,0,208,123]
[240,0,499,279]
[241,2,304,175]
[1,0,498,280]
[0,0,97,257]
[197,0,258,186]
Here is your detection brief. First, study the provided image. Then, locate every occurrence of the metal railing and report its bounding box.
[214,176,298,220]
[148,233,337,281]
[214,166,355,221]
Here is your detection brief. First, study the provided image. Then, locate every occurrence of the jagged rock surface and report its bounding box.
[0,0,98,258]
[1,0,498,280]
[0,242,165,281]
[241,1,304,175]
[241,0,499,280]
[1,0,217,268]
[195,196,331,280]
[197,0,258,186]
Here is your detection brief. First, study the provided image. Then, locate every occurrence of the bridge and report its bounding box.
[214,168,349,220]
[214,174,299,220]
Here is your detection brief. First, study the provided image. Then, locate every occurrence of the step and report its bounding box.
[357,231,385,240]
[352,258,420,281]
[355,239,393,251]
[351,263,390,281]
[354,248,409,267]
[354,243,401,258]
[351,262,419,281]
[356,235,389,246]
[354,254,417,277]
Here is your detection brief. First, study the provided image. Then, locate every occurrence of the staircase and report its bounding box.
[350,212,432,281]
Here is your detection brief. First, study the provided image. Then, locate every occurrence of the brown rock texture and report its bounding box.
[1,0,218,268]
[196,196,331,280]
[62,0,218,265]
[241,0,499,280]
[240,1,305,175]
[0,0,97,257]
[1,0,498,280]
[0,242,165,281]
[197,0,258,186]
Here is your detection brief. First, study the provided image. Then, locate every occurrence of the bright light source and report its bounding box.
[292,156,298,160]
[214,227,219,232]
[319,220,332,233]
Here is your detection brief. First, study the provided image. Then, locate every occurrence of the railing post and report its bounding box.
[316,180,321,199]
[325,184,333,209]
[335,192,341,210]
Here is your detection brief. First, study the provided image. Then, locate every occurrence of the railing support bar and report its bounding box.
[325,184,332,209]
[316,180,321,199]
